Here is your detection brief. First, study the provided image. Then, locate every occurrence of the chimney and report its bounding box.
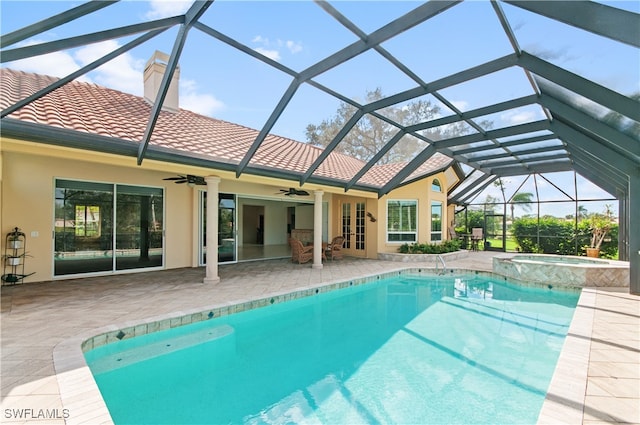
[143,50,180,112]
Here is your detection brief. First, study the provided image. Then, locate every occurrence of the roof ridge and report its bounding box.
[1,67,452,187]
[1,67,355,161]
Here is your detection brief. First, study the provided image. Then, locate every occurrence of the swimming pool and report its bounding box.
[84,273,579,424]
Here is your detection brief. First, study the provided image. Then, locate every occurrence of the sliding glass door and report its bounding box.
[115,185,164,270]
[200,192,236,265]
[54,179,164,276]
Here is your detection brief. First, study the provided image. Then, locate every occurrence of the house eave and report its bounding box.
[0,118,383,194]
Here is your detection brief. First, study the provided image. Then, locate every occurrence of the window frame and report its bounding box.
[432,178,442,192]
[431,201,443,242]
[386,199,418,243]
[53,178,165,277]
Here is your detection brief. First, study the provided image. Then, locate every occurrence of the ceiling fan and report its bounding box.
[277,188,310,196]
[163,175,206,185]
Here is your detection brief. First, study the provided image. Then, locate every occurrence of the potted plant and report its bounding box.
[586,206,613,258]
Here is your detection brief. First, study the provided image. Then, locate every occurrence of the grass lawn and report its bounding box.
[485,237,520,252]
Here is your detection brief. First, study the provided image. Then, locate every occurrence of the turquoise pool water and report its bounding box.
[85,274,579,424]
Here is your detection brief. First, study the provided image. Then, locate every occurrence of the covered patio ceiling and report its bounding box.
[0,1,638,201]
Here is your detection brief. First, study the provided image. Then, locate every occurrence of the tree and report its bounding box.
[483,194,500,214]
[588,204,614,250]
[578,205,588,220]
[306,88,492,164]
[509,192,534,221]
[491,178,533,221]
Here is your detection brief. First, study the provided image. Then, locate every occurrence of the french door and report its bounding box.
[338,197,366,258]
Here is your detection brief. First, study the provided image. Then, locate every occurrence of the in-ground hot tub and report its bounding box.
[493,253,630,288]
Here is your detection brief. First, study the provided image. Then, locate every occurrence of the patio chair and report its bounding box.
[450,226,471,249]
[289,238,314,264]
[471,228,483,251]
[325,236,345,260]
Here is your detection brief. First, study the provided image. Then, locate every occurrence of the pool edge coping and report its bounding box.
[53,267,586,425]
[536,287,596,425]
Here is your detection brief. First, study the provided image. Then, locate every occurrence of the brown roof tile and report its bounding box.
[1,68,450,188]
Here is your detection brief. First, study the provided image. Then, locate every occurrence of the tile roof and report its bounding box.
[0,68,452,189]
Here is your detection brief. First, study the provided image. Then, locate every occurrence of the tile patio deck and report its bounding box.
[1,252,638,424]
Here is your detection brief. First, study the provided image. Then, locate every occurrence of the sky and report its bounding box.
[1,0,637,217]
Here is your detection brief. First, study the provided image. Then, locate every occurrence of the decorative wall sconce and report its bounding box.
[366,212,377,222]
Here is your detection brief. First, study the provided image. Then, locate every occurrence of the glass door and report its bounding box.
[201,192,236,264]
[339,198,366,257]
[115,185,164,270]
[54,180,164,276]
[54,180,114,275]
[218,194,236,263]
[484,214,505,251]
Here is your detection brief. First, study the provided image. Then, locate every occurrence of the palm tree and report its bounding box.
[509,192,534,221]
[578,205,588,220]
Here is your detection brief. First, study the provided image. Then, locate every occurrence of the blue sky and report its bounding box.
[1,0,637,215]
[2,1,637,138]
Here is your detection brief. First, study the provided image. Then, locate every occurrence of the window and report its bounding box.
[54,179,163,276]
[387,200,417,242]
[432,179,442,192]
[431,201,443,241]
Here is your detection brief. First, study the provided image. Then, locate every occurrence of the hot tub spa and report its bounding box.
[493,254,630,288]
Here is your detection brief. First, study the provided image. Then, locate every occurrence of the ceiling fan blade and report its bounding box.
[276,188,309,196]
[163,176,185,181]
[175,180,188,184]
[189,176,206,185]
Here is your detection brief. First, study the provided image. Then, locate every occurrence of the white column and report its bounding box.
[204,176,221,285]
[313,190,324,269]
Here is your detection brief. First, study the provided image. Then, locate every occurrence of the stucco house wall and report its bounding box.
[6,139,441,282]
[377,173,449,254]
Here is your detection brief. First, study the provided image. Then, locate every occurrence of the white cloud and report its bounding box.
[74,41,145,95]
[500,110,538,125]
[145,0,191,19]
[285,40,303,54]
[7,40,93,82]
[254,47,281,61]
[8,38,222,117]
[7,39,144,94]
[450,100,468,111]
[180,79,225,116]
[251,35,302,62]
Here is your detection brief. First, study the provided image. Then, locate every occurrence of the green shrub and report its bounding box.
[398,239,460,254]
[512,217,618,258]
[512,217,576,254]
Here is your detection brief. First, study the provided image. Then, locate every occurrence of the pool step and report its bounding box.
[89,324,234,374]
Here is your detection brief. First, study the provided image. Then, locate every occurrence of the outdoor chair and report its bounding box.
[325,236,345,260]
[289,238,314,264]
[450,226,471,249]
[471,228,483,251]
